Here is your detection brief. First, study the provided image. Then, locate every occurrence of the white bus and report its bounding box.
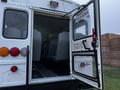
[0,0,103,90]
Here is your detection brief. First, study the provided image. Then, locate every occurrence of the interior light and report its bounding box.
[49,1,59,8]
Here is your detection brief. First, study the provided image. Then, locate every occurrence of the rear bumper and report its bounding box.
[0,80,92,90]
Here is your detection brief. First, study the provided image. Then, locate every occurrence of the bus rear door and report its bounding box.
[70,0,103,89]
[0,4,32,87]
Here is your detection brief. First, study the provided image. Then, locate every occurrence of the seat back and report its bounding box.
[4,27,21,38]
[55,32,69,61]
[48,37,58,60]
[33,29,42,61]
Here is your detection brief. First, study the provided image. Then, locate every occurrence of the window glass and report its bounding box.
[73,20,88,40]
[75,25,86,36]
[3,9,28,39]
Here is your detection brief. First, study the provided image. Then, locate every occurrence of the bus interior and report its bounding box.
[32,12,70,79]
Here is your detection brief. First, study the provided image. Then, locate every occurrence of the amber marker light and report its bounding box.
[0,47,9,57]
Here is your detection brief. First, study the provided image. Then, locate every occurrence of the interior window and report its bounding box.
[3,9,28,39]
[73,20,88,40]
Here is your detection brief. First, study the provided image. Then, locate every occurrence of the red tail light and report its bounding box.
[10,47,20,57]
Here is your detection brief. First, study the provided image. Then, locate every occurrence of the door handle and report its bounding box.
[82,40,90,51]
[26,45,29,86]
[91,29,96,48]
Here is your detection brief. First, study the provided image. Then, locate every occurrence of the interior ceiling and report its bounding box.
[34,14,69,32]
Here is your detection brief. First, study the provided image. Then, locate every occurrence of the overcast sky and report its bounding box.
[72,0,120,34]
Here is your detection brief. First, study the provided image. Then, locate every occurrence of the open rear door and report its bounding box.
[70,0,103,89]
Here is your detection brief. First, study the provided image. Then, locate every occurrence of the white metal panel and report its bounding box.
[74,56,94,77]
[0,3,32,87]
[0,61,26,87]
[72,37,93,52]
[6,0,79,13]
[0,4,31,62]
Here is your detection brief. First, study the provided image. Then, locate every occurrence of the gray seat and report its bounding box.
[33,29,42,61]
[48,32,69,62]
[55,32,69,61]
[48,38,58,60]
[4,27,21,38]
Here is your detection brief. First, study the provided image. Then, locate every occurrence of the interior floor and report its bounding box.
[32,13,70,79]
[32,63,57,78]
[32,61,69,78]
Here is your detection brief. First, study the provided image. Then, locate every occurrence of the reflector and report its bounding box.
[11,66,18,72]
[20,47,27,57]
[0,47,9,57]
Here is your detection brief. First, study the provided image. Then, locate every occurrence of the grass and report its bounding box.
[103,65,120,90]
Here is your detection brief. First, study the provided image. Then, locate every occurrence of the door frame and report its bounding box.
[29,9,73,85]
